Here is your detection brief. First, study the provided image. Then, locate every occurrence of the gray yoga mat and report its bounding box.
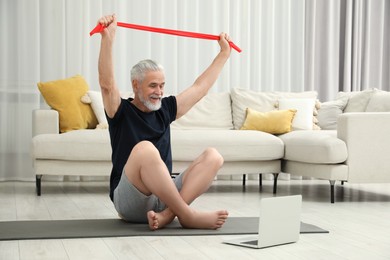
[0,217,328,241]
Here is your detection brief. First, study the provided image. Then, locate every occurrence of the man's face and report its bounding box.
[134,70,165,112]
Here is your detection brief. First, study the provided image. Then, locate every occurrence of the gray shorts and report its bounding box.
[113,170,185,223]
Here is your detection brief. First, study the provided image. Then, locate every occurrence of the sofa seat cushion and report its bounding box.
[279,130,347,164]
[32,129,111,161]
[171,129,284,161]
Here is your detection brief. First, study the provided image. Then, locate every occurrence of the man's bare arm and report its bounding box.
[98,14,121,118]
[175,33,232,119]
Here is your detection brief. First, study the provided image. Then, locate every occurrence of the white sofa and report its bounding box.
[32,88,390,203]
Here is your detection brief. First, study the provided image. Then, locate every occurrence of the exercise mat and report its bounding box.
[0,217,328,241]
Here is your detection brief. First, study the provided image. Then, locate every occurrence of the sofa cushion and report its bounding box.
[81,90,135,129]
[278,99,316,130]
[240,108,296,134]
[317,96,349,130]
[85,90,108,126]
[338,89,375,112]
[365,90,390,112]
[231,88,318,129]
[37,75,98,133]
[32,129,111,161]
[279,130,347,164]
[171,129,284,161]
[171,92,233,130]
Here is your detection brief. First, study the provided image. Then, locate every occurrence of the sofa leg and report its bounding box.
[329,180,336,203]
[242,174,246,186]
[273,173,279,194]
[36,175,42,196]
[259,174,262,187]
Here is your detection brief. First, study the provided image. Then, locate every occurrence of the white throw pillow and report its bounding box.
[86,91,135,128]
[87,91,107,125]
[278,99,316,130]
[317,96,349,130]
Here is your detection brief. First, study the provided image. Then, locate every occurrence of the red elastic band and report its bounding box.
[90,22,241,53]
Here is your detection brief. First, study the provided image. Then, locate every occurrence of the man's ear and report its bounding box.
[132,80,138,92]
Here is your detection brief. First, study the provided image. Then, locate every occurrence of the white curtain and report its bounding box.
[343,0,390,91]
[0,0,388,181]
[305,0,390,98]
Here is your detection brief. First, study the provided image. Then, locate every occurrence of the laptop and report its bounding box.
[223,195,302,249]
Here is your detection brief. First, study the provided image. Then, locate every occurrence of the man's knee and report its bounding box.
[133,140,158,153]
[131,141,160,161]
[124,141,163,184]
[204,147,224,168]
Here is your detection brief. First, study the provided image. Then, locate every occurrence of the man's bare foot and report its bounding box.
[147,211,159,230]
[147,209,175,230]
[178,209,229,229]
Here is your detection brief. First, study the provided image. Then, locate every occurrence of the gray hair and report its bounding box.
[130,59,164,84]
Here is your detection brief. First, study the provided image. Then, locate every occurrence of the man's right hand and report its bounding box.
[98,14,117,41]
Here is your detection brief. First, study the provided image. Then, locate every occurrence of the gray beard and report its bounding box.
[138,92,162,111]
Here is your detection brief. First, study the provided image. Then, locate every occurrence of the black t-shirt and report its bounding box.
[107,96,177,201]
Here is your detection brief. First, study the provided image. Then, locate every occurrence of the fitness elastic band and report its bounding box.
[90,22,241,53]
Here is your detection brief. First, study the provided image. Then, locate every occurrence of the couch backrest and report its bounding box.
[231,88,318,130]
[171,89,320,130]
[365,90,390,112]
[337,89,375,113]
[336,88,390,113]
[171,92,234,130]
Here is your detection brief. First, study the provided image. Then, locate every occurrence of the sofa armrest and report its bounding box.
[32,109,59,136]
[337,112,390,183]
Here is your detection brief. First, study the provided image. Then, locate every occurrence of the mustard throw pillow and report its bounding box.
[37,75,98,133]
[240,108,296,134]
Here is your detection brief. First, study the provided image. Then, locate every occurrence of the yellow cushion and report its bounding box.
[240,108,296,134]
[37,75,98,133]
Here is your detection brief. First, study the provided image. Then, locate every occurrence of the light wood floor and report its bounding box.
[1,179,390,260]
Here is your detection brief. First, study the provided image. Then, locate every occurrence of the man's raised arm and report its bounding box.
[175,33,232,119]
[98,14,121,118]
